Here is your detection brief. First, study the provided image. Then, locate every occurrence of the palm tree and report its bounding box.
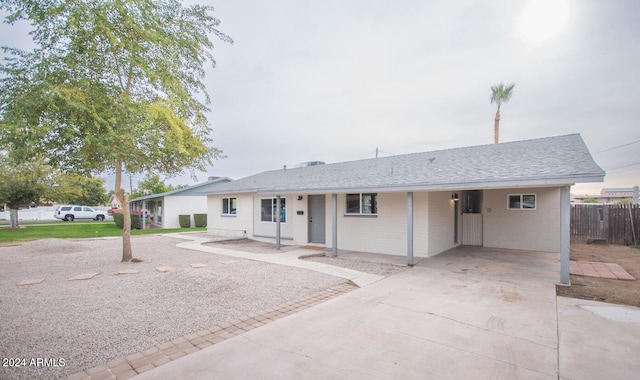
[490,83,515,144]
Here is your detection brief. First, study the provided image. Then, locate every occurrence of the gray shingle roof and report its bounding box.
[130,177,232,202]
[208,134,604,195]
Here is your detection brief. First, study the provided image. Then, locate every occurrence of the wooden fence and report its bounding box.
[570,204,640,245]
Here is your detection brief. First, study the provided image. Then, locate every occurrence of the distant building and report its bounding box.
[294,161,326,168]
[601,188,634,196]
[572,186,639,204]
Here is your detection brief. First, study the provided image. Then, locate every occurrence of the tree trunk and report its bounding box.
[494,109,500,144]
[115,160,133,262]
[9,209,19,229]
[121,193,133,262]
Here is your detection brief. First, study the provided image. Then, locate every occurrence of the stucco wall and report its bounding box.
[483,187,561,252]
[207,194,253,238]
[427,191,458,256]
[163,196,207,229]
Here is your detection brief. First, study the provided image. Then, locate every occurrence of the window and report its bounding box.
[508,194,536,210]
[345,193,378,215]
[222,197,237,215]
[261,198,286,222]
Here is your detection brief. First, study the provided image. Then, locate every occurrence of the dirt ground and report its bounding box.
[556,243,640,307]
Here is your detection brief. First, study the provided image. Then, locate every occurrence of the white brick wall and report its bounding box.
[336,193,407,255]
[427,191,457,256]
[483,187,561,252]
[413,192,430,257]
[207,194,253,238]
[208,187,563,254]
[252,194,295,240]
[322,192,429,257]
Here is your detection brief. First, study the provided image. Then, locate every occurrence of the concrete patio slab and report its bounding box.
[557,296,640,380]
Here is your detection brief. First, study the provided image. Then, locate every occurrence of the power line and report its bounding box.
[593,140,640,154]
[606,162,640,172]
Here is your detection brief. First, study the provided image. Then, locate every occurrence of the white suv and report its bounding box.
[54,205,107,221]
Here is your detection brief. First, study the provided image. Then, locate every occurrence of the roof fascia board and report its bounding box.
[205,189,258,196]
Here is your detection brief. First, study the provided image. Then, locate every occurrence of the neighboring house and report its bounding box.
[108,194,122,209]
[130,177,232,228]
[572,186,639,204]
[205,134,604,284]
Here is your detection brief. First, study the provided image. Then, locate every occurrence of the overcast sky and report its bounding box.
[2,0,639,195]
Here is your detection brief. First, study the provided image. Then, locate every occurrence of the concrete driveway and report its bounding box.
[133,246,640,379]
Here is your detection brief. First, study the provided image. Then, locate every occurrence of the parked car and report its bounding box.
[54,205,107,221]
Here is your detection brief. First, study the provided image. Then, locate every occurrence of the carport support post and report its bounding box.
[407,192,414,266]
[332,194,338,257]
[560,186,570,285]
[276,195,281,250]
[141,201,146,229]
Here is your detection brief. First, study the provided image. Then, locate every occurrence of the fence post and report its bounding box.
[603,205,609,242]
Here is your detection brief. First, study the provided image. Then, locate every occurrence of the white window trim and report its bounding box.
[221,197,237,216]
[507,193,537,210]
[344,193,378,215]
[260,197,287,223]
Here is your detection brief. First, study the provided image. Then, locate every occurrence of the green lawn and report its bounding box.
[0,221,205,243]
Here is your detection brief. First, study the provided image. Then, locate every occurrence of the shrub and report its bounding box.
[179,214,191,228]
[194,214,207,227]
[113,212,124,228]
[113,211,142,229]
[131,214,141,229]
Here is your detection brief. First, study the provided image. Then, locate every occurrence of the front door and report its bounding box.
[308,195,326,244]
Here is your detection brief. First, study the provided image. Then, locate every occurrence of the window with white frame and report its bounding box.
[222,197,237,215]
[261,198,286,222]
[345,193,378,215]
[508,194,536,210]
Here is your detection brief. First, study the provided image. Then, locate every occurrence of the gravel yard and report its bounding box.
[0,235,346,379]
[302,254,409,277]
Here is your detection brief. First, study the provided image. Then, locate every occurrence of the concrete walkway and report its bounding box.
[125,238,640,380]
